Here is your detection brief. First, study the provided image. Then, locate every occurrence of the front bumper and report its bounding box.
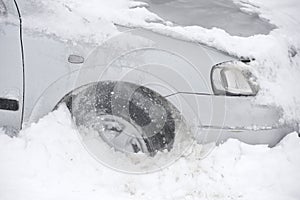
[167,93,295,146]
[198,124,294,147]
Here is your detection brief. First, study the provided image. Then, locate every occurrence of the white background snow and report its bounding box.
[1,0,300,199]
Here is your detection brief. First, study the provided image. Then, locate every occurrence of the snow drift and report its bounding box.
[0,106,299,200]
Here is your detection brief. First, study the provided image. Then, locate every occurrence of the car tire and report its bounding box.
[59,81,182,156]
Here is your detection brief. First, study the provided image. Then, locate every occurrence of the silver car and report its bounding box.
[0,0,296,157]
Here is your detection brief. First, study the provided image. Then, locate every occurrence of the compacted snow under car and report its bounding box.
[0,0,298,167]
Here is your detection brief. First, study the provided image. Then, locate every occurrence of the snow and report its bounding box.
[1,106,300,200]
[1,0,300,199]
[18,0,163,44]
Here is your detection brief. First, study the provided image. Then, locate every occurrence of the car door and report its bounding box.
[0,0,23,131]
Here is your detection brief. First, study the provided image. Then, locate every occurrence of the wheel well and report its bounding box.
[55,81,187,154]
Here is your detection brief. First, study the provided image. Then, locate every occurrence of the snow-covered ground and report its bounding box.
[1,0,300,199]
[1,106,300,200]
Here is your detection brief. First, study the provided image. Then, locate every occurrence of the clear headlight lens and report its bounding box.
[211,61,259,96]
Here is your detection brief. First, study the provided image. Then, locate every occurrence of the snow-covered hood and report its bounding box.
[141,0,276,37]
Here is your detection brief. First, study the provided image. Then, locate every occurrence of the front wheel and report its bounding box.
[60,81,185,156]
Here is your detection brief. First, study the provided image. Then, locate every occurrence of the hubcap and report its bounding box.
[89,114,149,154]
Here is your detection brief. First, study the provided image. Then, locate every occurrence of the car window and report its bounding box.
[0,0,7,16]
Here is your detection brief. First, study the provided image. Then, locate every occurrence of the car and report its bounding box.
[0,0,297,161]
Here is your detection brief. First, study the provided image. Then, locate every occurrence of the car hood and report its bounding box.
[142,0,276,37]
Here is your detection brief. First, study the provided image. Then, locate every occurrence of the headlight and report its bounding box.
[211,61,259,96]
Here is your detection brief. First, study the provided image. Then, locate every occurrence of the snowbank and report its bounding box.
[0,106,299,200]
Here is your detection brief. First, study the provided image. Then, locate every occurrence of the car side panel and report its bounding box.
[21,33,88,124]
[0,0,23,130]
[166,93,292,146]
[21,28,235,125]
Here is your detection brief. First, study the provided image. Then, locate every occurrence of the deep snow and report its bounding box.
[1,106,300,200]
[1,0,300,199]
